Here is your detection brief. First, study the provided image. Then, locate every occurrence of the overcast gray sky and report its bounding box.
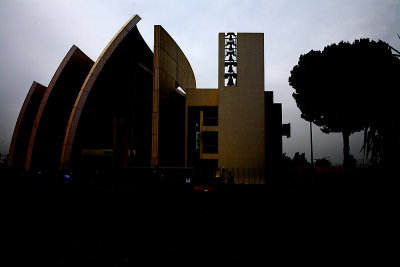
[1,0,399,164]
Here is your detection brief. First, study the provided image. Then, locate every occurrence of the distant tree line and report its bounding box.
[282,152,333,167]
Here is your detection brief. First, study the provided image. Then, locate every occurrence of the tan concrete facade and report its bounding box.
[185,89,218,107]
[218,33,265,170]
[185,89,218,166]
[185,33,266,183]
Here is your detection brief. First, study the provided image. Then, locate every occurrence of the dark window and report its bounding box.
[202,131,218,153]
[203,107,218,126]
[187,107,200,166]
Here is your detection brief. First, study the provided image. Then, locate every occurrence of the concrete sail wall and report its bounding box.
[27,45,94,171]
[9,14,196,171]
[152,25,196,167]
[66,23,153,169]
[8,45,94,172]
[7,82,47,169]
[60,15,142,169]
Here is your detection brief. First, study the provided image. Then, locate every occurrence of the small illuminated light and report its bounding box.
[204,189,208,192]
[176,86,186,95]
[64,174,71,179]
[185,178,191,184]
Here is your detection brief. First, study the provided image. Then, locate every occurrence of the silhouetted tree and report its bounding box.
[289,38,400,168]
[362,35,400,167]
[389,34,400,57]
[280,153,295,177]
[292,152,309,167]
[281,153,292,166]
[314,157,332,167]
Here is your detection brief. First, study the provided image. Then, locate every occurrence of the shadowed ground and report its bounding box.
[1,167,397,265]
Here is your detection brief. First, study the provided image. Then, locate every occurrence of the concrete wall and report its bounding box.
[61,15,142,170]
[265,91,283,169]
[185,89,218,107]
[218,33,265,170]
[29,46,94,171]
[185,89,218,166]
[7,82,47,170]
[152,25,196,167]
[10,45,94,172]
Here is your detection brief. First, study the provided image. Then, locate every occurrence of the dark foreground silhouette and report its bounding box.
[1,166,398,265]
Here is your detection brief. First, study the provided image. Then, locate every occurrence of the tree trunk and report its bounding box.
[342,130,350,169]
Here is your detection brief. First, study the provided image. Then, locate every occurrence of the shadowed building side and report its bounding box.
[265,91,285,170]
[7,82,47,170]
[152,25,196,167]
[60,15,154,170]
[23,45,94,172]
